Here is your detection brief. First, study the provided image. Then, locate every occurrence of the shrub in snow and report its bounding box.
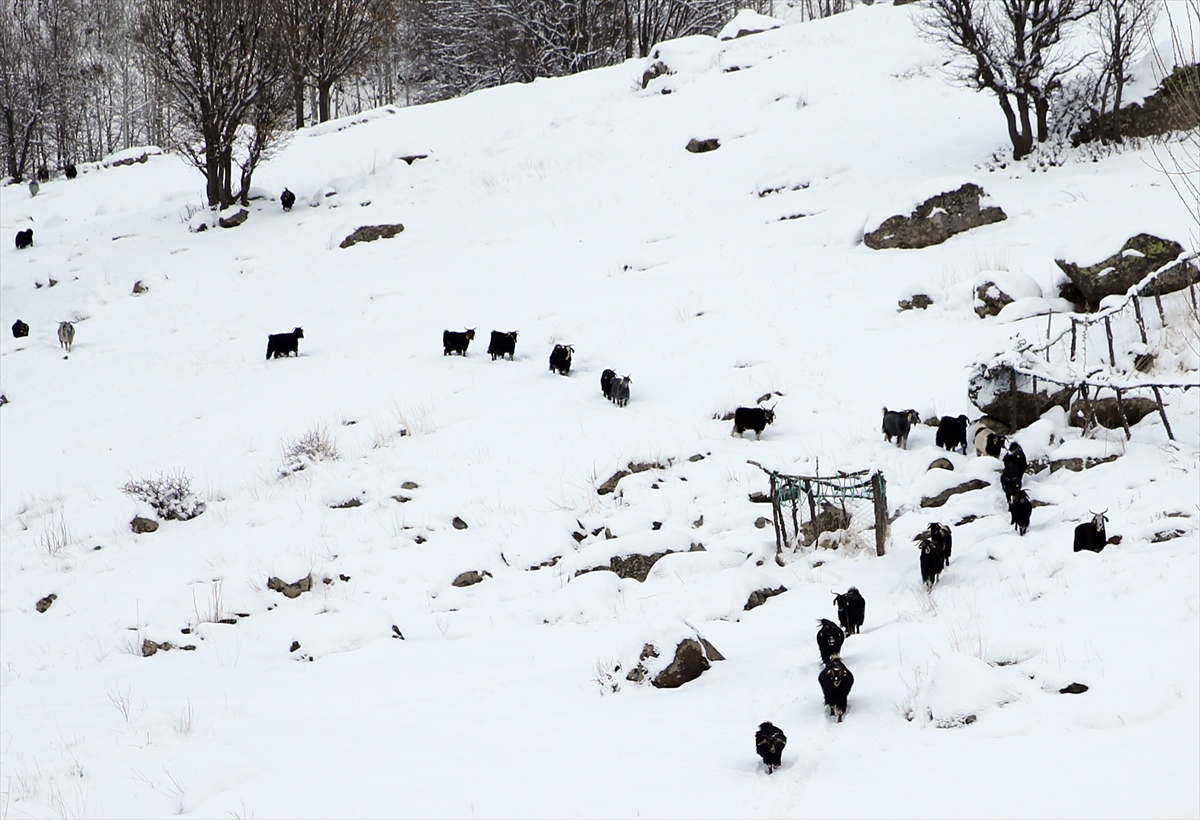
[122,470,206,521]
[281,426,340,476]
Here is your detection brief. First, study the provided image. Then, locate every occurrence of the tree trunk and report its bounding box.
[293,71,305,129]
[1035,93,1050,142]
[318,78,333,122]
[1015,91,1034,157]
[995,92,1028,160]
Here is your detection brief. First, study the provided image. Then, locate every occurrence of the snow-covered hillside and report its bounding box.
[2,3,1197,817]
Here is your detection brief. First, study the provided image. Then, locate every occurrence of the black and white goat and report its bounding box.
[818,660,854,723]
[281,188,296,211]
[266,327,304,359]
[974,428,1005,458]
[488,330,518,360]
[732,406,775,439]
[549,344,572,375]
[833,587,865,636]
[1073,511,1109,553]
[755,722,787,774]
[443,328,475,356]
[882,408,921,449]
[936,415,970,454]
[816,618,845,664]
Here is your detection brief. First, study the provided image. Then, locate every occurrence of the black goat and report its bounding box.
[974,428,1005,458]
[755,722,787,774]
[882,407,921,449]
[443,328,475,356]
[1009,488,1032,536]
[64,163,77,179]
[266,327,304,359]
[281,188,296,211]
[36,166,49,183]
[549,344,573,375]
[15,229,33,249]
[732,406,775,439]
[818,660,854,723]
[1000,442,1027,504]
[1073,511,1109,553]
[12,319,29,338]
[916,523,952,591]
[833,587,865,636]
[600,369,616,400]
[488,330,518,360]
[816,618,845,664]
[936,415,970,454]
[610,375,631,407]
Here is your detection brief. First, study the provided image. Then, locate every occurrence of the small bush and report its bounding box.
[281,425,341,476]
[122,469,206,521]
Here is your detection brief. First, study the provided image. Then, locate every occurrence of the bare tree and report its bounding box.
[1089,0,1158,141]
[137,0,289,207]
[287,0,400,123]
[922,0,1097,159]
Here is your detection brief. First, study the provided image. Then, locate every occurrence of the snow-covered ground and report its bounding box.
[2,3,1197,817]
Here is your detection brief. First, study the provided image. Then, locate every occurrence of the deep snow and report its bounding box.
[1,3,1198,818]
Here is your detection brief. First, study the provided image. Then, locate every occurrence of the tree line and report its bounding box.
[0,0,1176,208]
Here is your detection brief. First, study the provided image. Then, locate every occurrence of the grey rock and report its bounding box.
[268,574,313,599]
[928,457,954,472]
[641,60,670,89]
[452,570,491,587]
[864,184,1006,250]
[131,516,159,534]
[452,516,469,530]
[686,138,720,154]
[340,223,405,249]
[899,293,934,311]
[1069,396,1158,430]
[974,279,1016,318]
[969,362,1075,430]
[1055,234,1197,310]
[744,585,787,611]
[36,593,57,613]
[921,479,990,508]
[218,209,248,228]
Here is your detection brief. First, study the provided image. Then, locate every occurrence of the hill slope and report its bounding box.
[2,4,1197,817]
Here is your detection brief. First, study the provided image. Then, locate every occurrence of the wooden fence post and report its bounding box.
[872,472,888,557]
[1151,385,1176,441]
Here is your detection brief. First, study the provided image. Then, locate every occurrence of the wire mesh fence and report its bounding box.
[770,469,888,557]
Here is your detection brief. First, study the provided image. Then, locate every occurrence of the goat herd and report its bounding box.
[752,407,1114,774]
[11,213,1115,777]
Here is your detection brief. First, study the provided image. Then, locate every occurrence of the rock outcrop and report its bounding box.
[1055,234,1198,310]
[864,184,1006,250]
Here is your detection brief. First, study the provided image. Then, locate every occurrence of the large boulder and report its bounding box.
[1069,396,1159,430]
[625,636,725,689]
[864,184,1006,250]
[1055,234,1198,310]
[968,361,1074,430]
